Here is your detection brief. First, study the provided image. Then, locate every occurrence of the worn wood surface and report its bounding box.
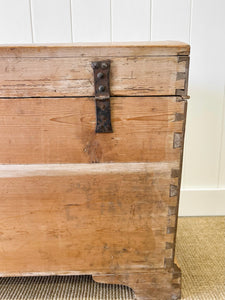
[0,43,189,298]
[0,162,178,276]
[0,97,186,164]
[0,42,189,97]
[93,263,181,300]
[0,41,190,56]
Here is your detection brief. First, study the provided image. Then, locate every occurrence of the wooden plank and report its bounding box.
[151,0,191,43]
[31,0,72,43]
[0,0,33,44]
[0,162,178,276]
[0,42,190,57]
[93,266,181,300]
[111,0,150,41]
[0,44,189,97]
[0,97,186,164]
[71,0,110,42]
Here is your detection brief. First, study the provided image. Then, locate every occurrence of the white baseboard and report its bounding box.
[178,188,225,216]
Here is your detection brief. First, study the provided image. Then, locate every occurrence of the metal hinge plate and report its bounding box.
[91,60,113,133]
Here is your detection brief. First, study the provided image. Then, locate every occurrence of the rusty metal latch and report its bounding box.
[91,60,113,133]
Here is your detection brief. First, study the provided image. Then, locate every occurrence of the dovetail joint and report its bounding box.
[171,169,180,178]
[167,227,176,234]
[173,132,183,149]
[164,258,173,268]
[174,112,184,121]
[173,272,181,280]
[176,72,186,80]
[176,88,186,96]
[172,283,181,289]
[170,184,178,197]
[166,242,174,249]
[176,96,189,102]
[168,206,177,216]
[176,56,190,97]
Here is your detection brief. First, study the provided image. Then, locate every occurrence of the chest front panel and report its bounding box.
[0,42,189,280]
[0,96,185,164]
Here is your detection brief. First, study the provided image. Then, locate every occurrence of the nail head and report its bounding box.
[101,62,108,69]
[97,72,104,79]
[98,85,105,92]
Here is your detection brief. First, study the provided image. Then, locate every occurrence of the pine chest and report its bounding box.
[0,42,190,300]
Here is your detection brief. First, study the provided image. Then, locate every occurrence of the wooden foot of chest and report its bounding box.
[93,264,181,300]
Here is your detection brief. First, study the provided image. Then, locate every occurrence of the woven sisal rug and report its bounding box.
[0,217,224,300]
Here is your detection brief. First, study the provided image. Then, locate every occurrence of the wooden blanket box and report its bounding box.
[0,42,190,300]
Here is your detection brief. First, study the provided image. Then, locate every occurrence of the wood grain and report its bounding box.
[0,42,190,56]
[0,162,178,276]
[0,97,186,164]
[93,264,181,300]
[0,43,190,298]
[0,42,189,97]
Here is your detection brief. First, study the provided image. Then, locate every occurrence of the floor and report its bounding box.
[0,217,224,299]
[175,217,225,300]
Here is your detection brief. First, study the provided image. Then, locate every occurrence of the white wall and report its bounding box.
[0,0,224,216]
